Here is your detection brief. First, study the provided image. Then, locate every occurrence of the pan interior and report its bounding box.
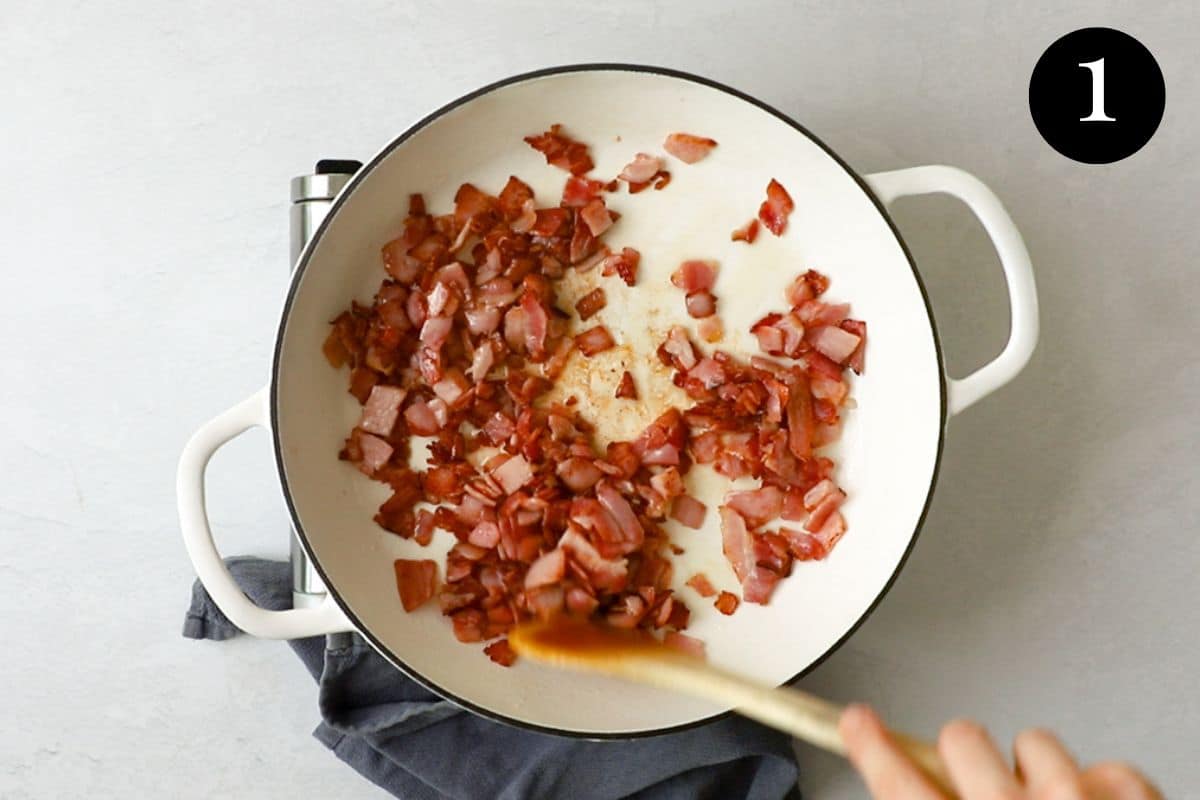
[273,67,942,735]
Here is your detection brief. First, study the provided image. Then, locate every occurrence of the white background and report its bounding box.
[2,2,1197,797]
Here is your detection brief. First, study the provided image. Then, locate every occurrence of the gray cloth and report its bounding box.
[184,557,801,800]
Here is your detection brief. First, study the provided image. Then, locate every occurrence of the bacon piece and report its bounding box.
[525,548,566,589]
[520,291,550,360]
[574,287,607,320]
[786,373,814,460]
[359,385,406,436]
[498,176,534,221]
[469,342,495,383]
[468,520,500,548]
[813,509,847,553]
[595,481,645,555]
[649,467,684,501]
[663,631,705,658]
[558,524,627,591]
[725,486,784,528]
[433,368,470,406]
[490,454,534,495]
[484,638,517,667]
[697,316,723,342]
[580,197,614,236]
[404,401,442,436]
[758,179,794,236]
[809,325,861,364]
[661,326,697,370]
[714,590,739,615]
[600,247,640,286]
[575,325,615,357]
[840,319,867,374]
[524,124,594,175]
[663,133,718,164]
[451,608,486,642]
[731,219,760,243]
[685,291,717,319]
[741,566,781,605]
[556,457,603,492]
[618,153,661,184]
[562,175,605,207]
[394,559,438,612]
[688,357,726,389]
[609,370,636,400]
[670,495,707,529]
[671,260,718,293]
[356,432,393,475]
[686,573,716,598]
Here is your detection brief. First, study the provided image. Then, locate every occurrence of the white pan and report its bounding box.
[178,65,1038,737]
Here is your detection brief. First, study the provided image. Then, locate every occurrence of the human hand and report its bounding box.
[839,704,1162,799]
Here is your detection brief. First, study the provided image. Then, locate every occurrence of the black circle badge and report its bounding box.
[1029,27,1165,164]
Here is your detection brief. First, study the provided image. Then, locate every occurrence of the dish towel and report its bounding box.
[183,557,801,800]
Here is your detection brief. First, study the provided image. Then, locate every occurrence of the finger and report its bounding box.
[1079,762,1164,800]
[1014,728,1080,794]
[839,704,944,800]
[938,718,1023,798]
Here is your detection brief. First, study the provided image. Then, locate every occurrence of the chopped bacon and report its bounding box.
[758,179,794,236]
[714,591,739,615]
[404,401,442,436]
[663,631,705,658]
[601,247,640,286]
[663,133,718,164]
[618,153,661,184]
[524,124,594,175]
[556,457,603,492]
[725,486,784,528]
[731,219,760,243]
[562,175,605,207]
[484,638,517,666]
[615,370,638,399]
[580,197,614,237]
[359,385,405,436]
[840,319,867,374]
[670,495,707,529]
[394,559,438,612]
[686,573,717,598]
[525,548,566,589]
[356,432,393,475]
[574,287,607,321]
[490,454,534,495]
[685,291,717,319]
[575,325,616,356]
[810,325,862,364]
[326,132,863,664]
[671,260,718,293]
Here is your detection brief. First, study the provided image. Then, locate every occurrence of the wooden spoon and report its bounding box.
[509,617,955,797]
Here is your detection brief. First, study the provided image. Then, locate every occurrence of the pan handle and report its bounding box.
[177,387,353,638]
[864,166,1039,416]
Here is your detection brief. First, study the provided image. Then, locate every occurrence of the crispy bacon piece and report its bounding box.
[601,247,640,286]
[562,175,606,207]
[580,197,614,236]
[575,325,616,356]
[670,495,707,529]
[524,124,594,175]
[685,291,717,319]
[663,133,718,164]
[359,385,405,436]
[484,638,517,667]
[671,260,718,293]
[731,219,760,243]
[714,591,739,615]
[758,179,794,236]
[618,153,661,183]
[615,370,638,399]
[394,559,438,612]
[840,319,867,374]
[686,573,716,598]
[810,325,862,364]
[574,287,607,321]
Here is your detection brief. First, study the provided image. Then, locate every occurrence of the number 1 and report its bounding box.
[1079,58,1116,122]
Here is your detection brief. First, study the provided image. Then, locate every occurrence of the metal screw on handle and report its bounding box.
[288,159,361,609]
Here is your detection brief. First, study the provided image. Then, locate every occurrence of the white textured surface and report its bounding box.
[2,2,1197,798]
